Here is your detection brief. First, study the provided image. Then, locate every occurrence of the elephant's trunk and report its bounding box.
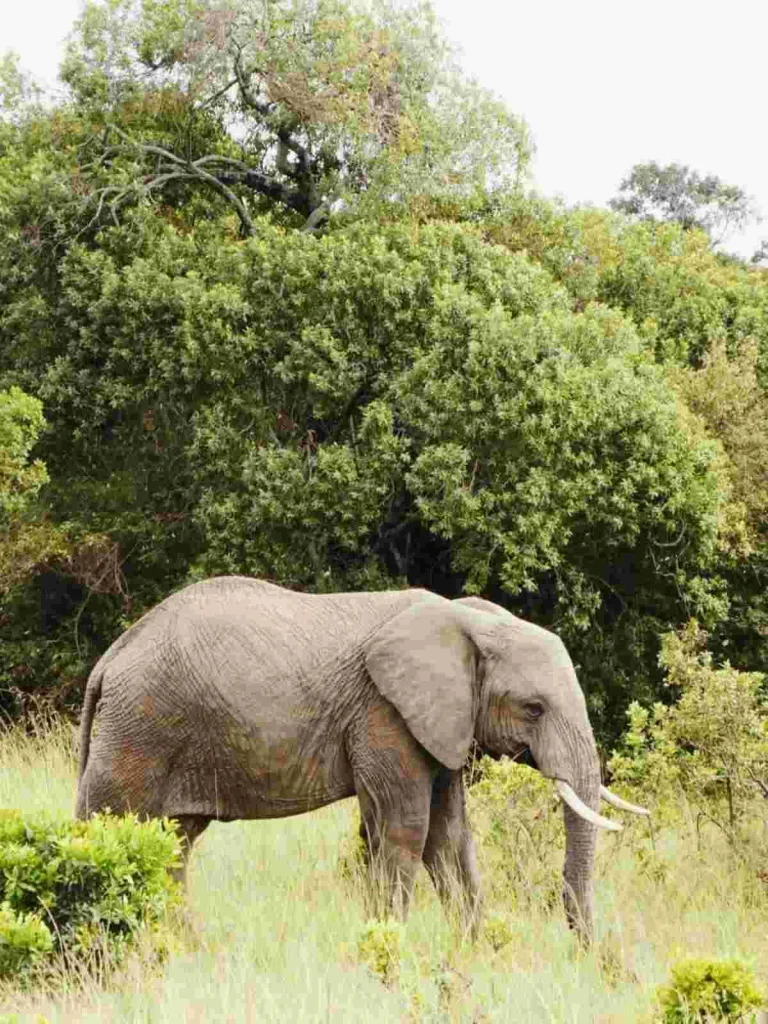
[532,723,602,944]
[560,762,600,943]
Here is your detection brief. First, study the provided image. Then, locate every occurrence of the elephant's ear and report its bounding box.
[364,597,480,770]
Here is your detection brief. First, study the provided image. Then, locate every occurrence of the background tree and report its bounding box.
[0,52,43,123]
[609,620,767,832]
[609,162,759,246]
[60,0,531,234]
[0,387,69,594]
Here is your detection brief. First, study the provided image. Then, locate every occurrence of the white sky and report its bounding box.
[2,0,767,260]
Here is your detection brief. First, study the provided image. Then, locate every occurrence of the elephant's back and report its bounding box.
[136,574,422,620]
[94,576,331,665]
[169,576,424,670]
[95,575,426,696]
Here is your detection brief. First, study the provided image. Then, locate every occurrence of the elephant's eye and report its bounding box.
[524,701,545,719]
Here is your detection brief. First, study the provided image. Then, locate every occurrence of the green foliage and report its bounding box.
[484,198,768,375]
[399,298,724,604]
[0,901,53,984]
[593,220,768,370]
[0,387,70,593]
[0,386,48,520]
[467,758,562,908]
[357,918,404,985]
[667,340,768,550]
[663,339,768,683]
[481,913,514,952]
[656,958,765,1023]
[0,809,182,971]
[608,622,768,832]
[479,193,606,310]
[194,400,410,584]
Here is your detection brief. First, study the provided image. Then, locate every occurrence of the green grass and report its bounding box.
[0,719,766,1023]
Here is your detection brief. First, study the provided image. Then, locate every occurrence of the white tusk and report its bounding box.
[600,785,650,816]
[555,780,622,832]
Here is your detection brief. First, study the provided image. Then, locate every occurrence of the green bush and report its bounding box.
[608,621,768,834]
[0,386,71,594]
[466,758,562,909]
[0,809,183,972]
[481,914,514,952]
[0,901,53,984]
[656,957,765,1022]
[357,918,404,985]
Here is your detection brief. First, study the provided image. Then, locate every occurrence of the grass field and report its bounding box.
[0,718,766,1023]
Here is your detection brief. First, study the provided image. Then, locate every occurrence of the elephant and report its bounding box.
[75,576,647,941]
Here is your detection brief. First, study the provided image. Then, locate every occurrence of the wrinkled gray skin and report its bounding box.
[76,577,603,940]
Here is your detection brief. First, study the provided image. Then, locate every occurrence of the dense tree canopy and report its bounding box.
[0,387,70,594]
[0,0,766,746]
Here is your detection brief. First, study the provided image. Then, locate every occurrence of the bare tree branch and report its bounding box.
[198,75,240,111]
[232,47,273,120]
[301,202,329,233]
[231,43,315,197]
[83,123,331,233]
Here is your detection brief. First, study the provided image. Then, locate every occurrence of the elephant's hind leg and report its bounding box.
[422,768,482,937]
[171,815,211,886]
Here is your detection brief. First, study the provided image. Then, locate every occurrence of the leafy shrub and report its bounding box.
[482,914,514,952]
[608,621,768,834]
[667,339,768,552]
[0,809,182,972]
[656,957,765,1022]
[467,757,562,909]
[0,901,53,984]
[357,918,404,985]
[593,220,768,369]
[0,386,70,593]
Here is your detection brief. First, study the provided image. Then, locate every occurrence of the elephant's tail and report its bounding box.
[77,668,104,784]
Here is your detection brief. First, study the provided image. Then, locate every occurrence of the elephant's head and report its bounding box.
[365,592,646,941]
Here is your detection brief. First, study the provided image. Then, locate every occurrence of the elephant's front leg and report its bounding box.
[422,768,482,937]
[355,783,431,919]
[350,704,435,920]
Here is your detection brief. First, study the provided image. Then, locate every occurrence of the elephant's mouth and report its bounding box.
[513,747,539,771]
[473,742,537,768]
